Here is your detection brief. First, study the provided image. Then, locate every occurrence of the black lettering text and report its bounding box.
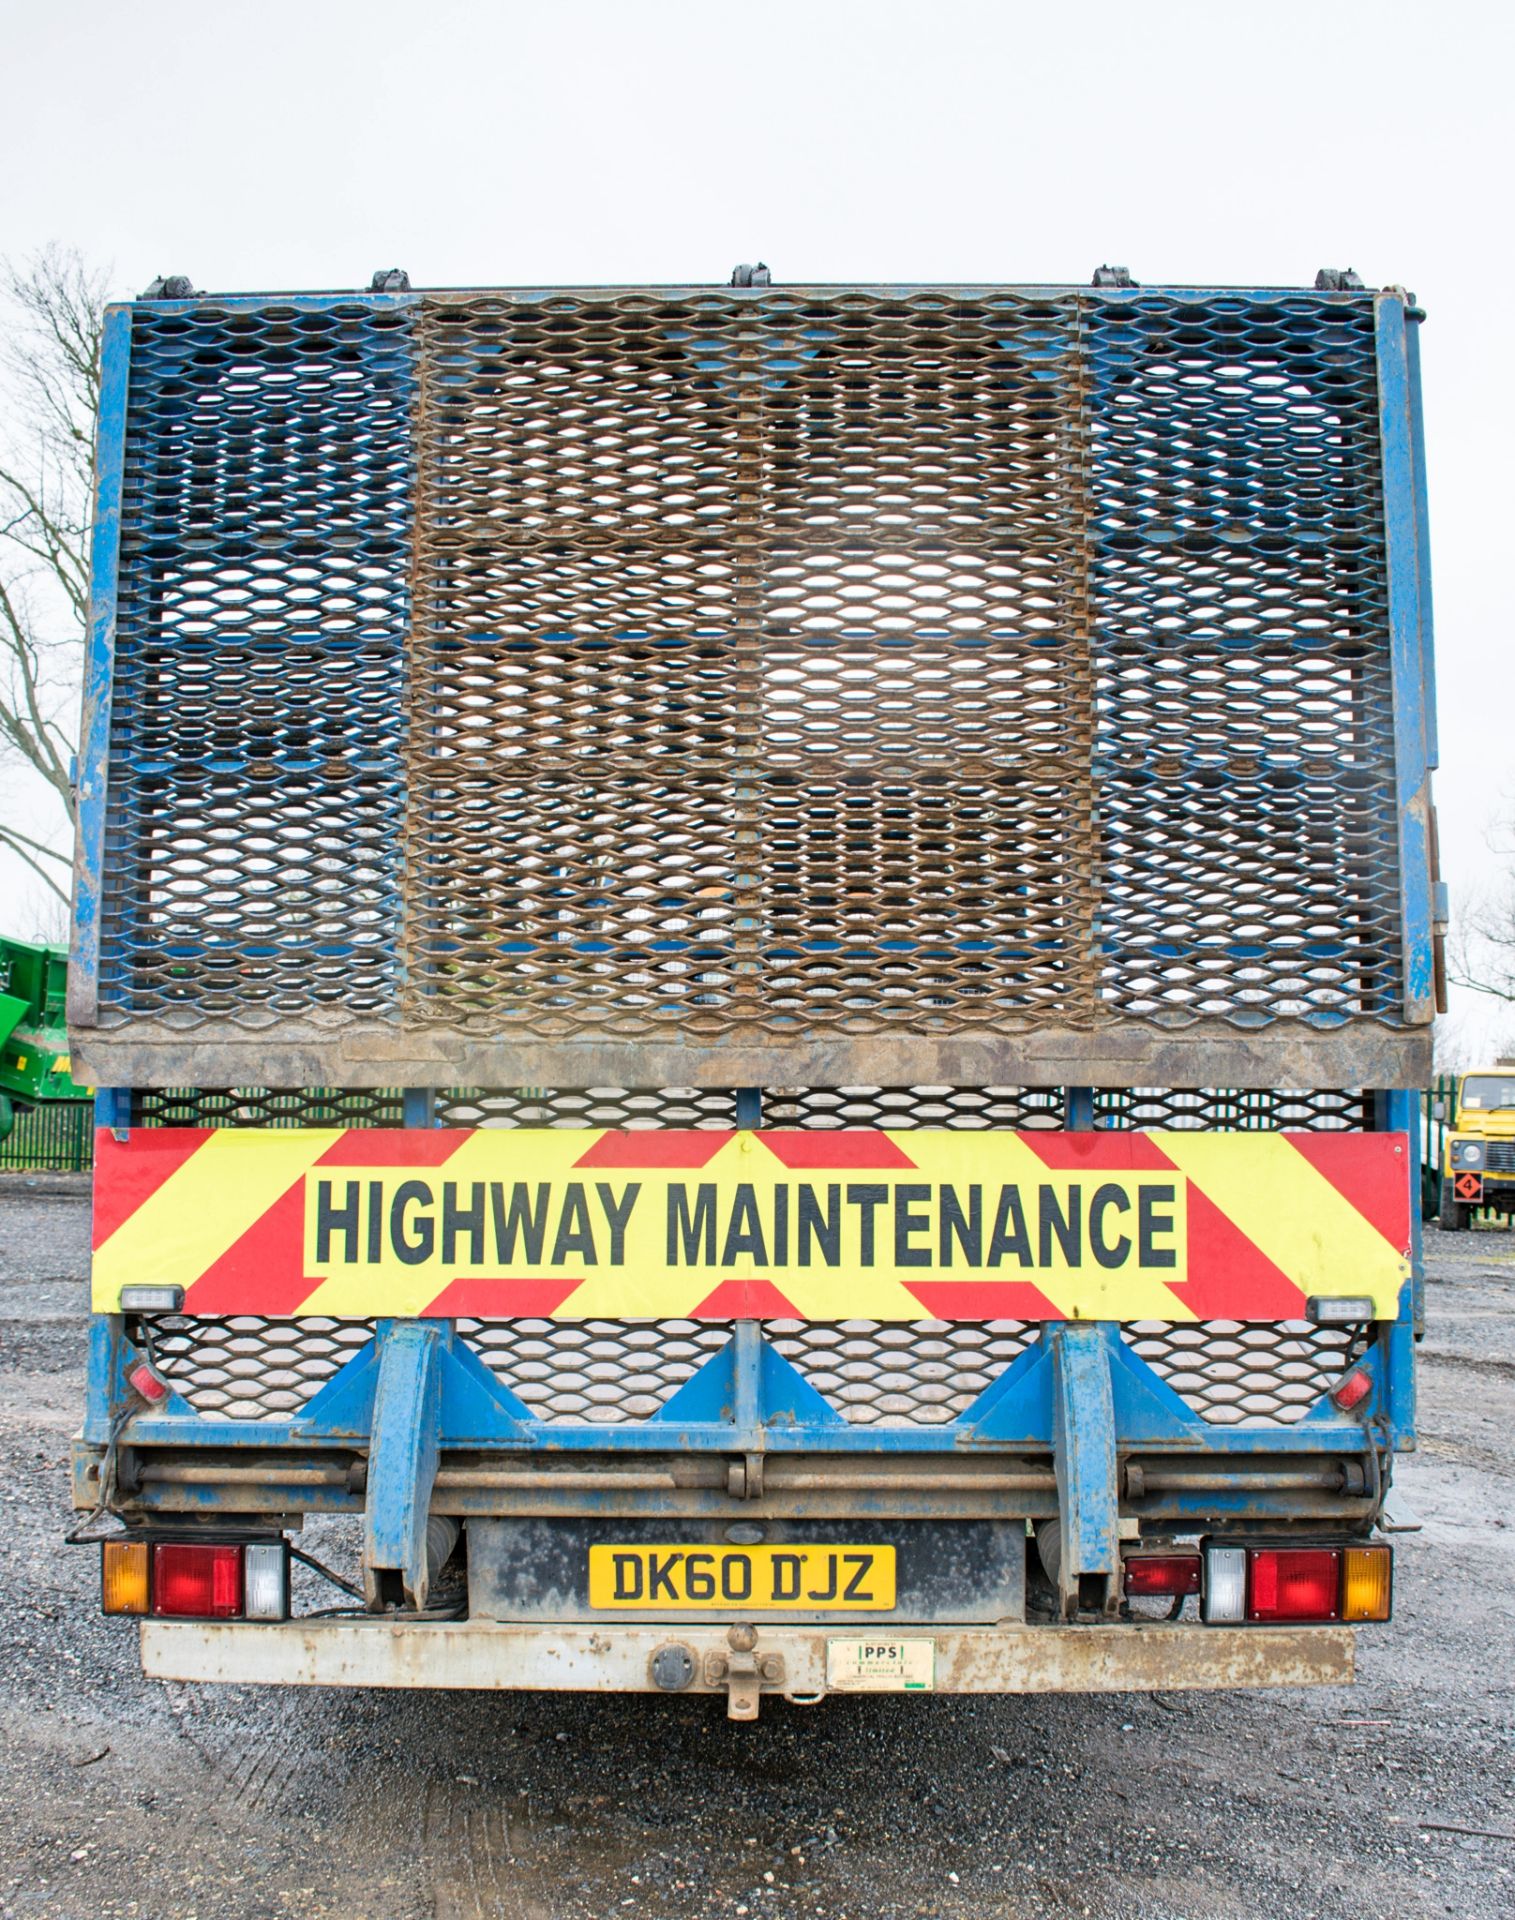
[1139,1184,1177,1267]
[551,1183,597,1265]
[894,1184,931,1267]
[1039,1184,1081,1267]
[986,1185,1032,1267]
[491,1183,549,1264]
[721,1183,769,1265]
[806,1552,839,1602]
[797,1186,841,1267]
[647,1551,681,1602]
[841,1553,876,1602]
[611,1553,643,1601]
[668,1185,717,1265]
[939,1184,982,1267]
[366,1179,384,1263]
[1089,1183,1132,1268]
[389,1180,434,1266]
[595,1182,641,1264]
[847,1185,889,1266]
[770,1552,803,1601]
[441,1180,485,1265]
[315,1179,360,1263]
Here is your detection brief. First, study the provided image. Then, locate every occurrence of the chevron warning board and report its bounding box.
[90,1127,1411,1322]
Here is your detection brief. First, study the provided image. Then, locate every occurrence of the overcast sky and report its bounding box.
[3,0,1510,1061]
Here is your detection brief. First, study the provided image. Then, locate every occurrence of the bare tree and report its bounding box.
[1445,799,1515,1022]
[0,247,110,906]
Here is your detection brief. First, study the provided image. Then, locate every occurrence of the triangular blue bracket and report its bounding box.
[654,1327,846,1436]
[1108,1334,1211,1441]
[955,1338,1055,1445]
[294,1336,382,1438]
[294,1323,536,1444]
[437,1331,536,1443]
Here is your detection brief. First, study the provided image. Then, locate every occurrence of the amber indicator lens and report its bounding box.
[101,1540,149,1615]
[1341,1545,1393,1622]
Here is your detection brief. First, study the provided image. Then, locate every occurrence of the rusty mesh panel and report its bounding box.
[403,289,1100,1037]
[94,285,1405,1047]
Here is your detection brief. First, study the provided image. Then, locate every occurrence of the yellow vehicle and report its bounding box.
[1438,1068,1515,1229]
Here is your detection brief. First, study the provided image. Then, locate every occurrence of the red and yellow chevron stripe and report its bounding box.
[90,1127,1411,1322]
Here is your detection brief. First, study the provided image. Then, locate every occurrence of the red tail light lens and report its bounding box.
[150,1543,244,1618]
[1246,1548,1340,1622]
[1124,1554,1202,1597]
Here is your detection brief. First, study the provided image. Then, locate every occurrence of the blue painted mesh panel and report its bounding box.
[93,287,1404,1038]
[100,300,414,1018]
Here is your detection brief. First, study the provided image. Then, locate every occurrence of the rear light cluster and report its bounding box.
[1202,1543,1391,1624]
[1123,1544,1392,1622]
[101,1539,288,1620]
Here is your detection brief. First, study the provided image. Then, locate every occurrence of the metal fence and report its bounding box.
[0,1101,94,1172]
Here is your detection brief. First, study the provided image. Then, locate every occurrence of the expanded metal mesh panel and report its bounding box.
[142,1315,1358,1429]
[1096,1087,1371,1131]
[763,1086,1064,1129]
[1085,297,1398,1024]
[403,291,1101,1038]
[100,300,414,1022]
[131,1086,405,1128]
[89,285,1416,1064]
[435,1087,738,1129]
[765,1321,1036,1425]
[144,1315,373,1419]
[459,1319,729,1422]
[1121,1320,1373,1426]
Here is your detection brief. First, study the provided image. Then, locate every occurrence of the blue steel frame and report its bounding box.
[74,284,1432,1609]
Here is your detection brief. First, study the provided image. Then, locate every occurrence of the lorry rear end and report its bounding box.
[68,273,1437,1716]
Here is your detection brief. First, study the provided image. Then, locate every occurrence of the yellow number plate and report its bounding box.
[588,1544,896,1611]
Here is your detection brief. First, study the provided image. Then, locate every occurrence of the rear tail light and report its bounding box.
[1331,1368,1374,1412]
[126,1360,171,1405]
[1341,1545,1393,1621]
[101,1538,292,1619]
[1124,1553,1201,1597]
[101,1540,149,1615]
[152,1543,244,1618]
[1202,1543,1393,1625]
[1247,1548,1340,1622]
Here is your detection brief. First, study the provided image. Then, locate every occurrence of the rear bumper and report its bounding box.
[140,1617,1354,1697]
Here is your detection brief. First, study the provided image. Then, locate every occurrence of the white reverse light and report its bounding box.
[244,1542,289,1621]
[119,1285,185,1313]
[1202,1545,1247,1624]
[1306,1295,1375,1326]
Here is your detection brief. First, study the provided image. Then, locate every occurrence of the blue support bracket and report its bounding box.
[654,1325,845,1441]
[1048,1323,1120,1616]
[363,1322,444,1609]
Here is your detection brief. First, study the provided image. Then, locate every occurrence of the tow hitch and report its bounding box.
[703,1623,786,1721]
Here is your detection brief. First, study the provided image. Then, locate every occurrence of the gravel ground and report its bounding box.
[1,1175,1512,1920]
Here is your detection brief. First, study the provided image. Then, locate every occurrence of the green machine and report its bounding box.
[0,936,90,1142]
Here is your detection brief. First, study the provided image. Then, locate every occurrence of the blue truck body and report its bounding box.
[69,277,1437,1711]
